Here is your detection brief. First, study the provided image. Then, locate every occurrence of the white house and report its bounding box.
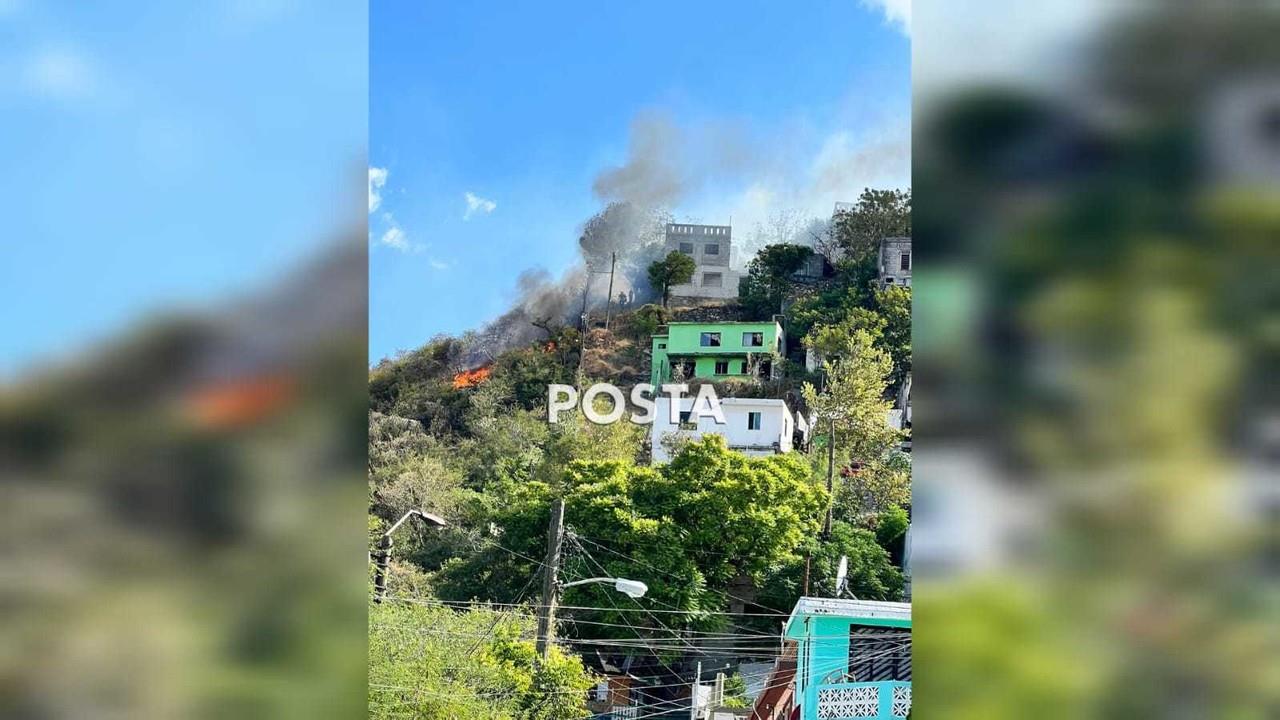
[651,397,807,463]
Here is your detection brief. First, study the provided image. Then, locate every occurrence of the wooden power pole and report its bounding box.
[604,251,616,330]
[534,498,566,659]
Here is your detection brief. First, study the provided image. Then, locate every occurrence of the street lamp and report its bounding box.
[561,576,649,599]
[373,509,447,603]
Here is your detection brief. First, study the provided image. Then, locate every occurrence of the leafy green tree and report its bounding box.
[646,251,696,307]
[803,327,907,516]
[738,243,814,318]
[832,188,911,265]
[434,436,826,635]
[490,345,575,410]
[369,601,597,720]
[758,520,904,606]
[874,285,912,386]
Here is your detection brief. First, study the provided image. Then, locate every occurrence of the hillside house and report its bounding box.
[783,598,911,720]
[650,321,784,387]
[666,223,741,300]
[877,237,911,289]
[652,396,809,463]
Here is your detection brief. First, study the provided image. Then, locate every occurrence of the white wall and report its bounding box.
[652,397,794,463]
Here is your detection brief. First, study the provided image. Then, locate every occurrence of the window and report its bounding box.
[657,343,666,349]
[702,272,723,288]
[679,242,694,254]
[849,626,912,682]
[678,410,696,430]
[885,277,895,285]
[704,243,719,255]
[742,331,764,347]
[740,361,748,373]
[747,412,762,430]
[900,252,910,271]
[700,332,721,347]
[714,360,730,374]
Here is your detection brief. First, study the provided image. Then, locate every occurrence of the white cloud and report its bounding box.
[463,191,496,220]
[861,0,910,36]
[368,167,388,213]
[428,258,450,270]
[24,47,96,101]
[379,225,410,251]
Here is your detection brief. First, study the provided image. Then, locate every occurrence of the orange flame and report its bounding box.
[182,374,296,429]
[452,365,492,389]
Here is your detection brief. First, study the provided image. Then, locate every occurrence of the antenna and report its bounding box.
[835,555,849,597]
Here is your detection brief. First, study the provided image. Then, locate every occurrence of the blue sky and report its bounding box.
[0,2,366,377]
[370,0,911,363]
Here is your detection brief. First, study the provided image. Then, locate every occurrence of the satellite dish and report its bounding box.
[835,555,848,597]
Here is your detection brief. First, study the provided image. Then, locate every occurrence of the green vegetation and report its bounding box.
[646,250,697,307]
[738,243,814,318]
[370,601,596,720]
[368,189,913,716]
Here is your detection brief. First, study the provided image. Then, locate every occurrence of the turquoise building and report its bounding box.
[784,597,912,719]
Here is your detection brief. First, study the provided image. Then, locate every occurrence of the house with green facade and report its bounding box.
[783,597,911,719]
[649,320,784,387]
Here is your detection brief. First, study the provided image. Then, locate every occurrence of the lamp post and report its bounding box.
[535,499,649,658]
[560,576,648,598]
[373,509,447,603]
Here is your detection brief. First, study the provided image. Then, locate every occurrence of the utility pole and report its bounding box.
[373,535,392,603]
[373,509,446,604]
[823,417,835,539]
[689,660,702,720]
[604,251,617,330]
[534,498,566,659]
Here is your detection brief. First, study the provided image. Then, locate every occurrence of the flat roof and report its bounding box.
[664,320,781,326]
[785,597,911,637]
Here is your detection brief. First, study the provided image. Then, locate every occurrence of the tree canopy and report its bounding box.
[646,251,696,307]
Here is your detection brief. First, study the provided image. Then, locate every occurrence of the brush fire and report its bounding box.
[452,365,492,389]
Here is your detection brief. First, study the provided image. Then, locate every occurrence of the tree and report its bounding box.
[646,251,695,307]
[433,436,826,634]
[833,188,911,265]
[802,327,906,516]
[738,243,814,318]
[756,520,904,606]
[369,601,597,720]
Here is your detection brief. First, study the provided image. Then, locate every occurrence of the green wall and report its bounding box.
[649,321,783,385]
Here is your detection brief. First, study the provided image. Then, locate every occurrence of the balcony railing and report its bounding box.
[814,680,910,719]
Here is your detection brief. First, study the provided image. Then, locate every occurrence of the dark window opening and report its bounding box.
[679,242,694,254]
[700,332,721,347]
[848,625,911,683]
[900,253,910,271]
[704,243,719,255]
[747,412,762,430]
[702,272,723,288]
[714,360,729,375]
[743,331,764,347]
[758,359,773,378]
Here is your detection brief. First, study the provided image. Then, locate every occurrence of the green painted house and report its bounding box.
[649,320,784,386]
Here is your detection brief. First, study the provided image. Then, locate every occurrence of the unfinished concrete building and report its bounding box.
[665,223,740,301]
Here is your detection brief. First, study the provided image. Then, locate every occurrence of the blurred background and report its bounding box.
[912,1,1279,717]
[0,3,369,719]
[5,2,1279,718]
